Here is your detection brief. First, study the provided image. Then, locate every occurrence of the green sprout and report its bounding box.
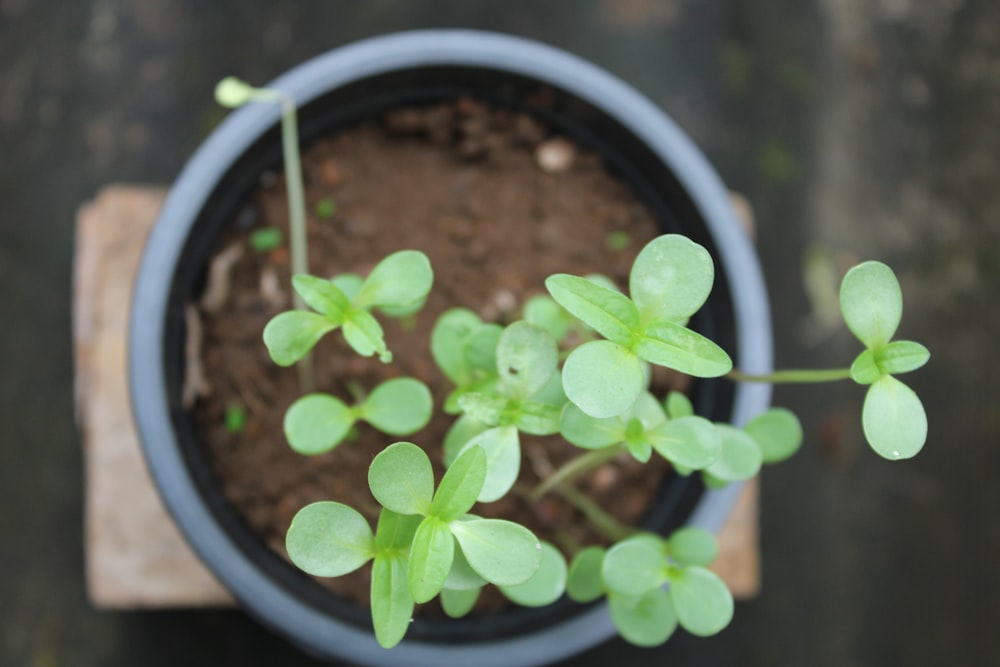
[224,404,247,434]
[315,198,337,219]
[263,250,433,365]
[248,227,283,253]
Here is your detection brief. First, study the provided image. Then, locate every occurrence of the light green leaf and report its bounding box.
[514,401,563,436]
[442,414,490,467]
[283,393,355,455]
[450,519,542,587]
[524,295,572,342]
[704,425,762,482]
[602,538,667,597]
[431,446,487,521]
[528,369,568,407]
[665,391,694,419]
[563,340,645,418]
[360,377,433,435]
[560,403,625,449]
[329,273,363,301]
[875,340,930,376]
[464,323,503,374]
[839,260,903,349]
[545,274,640,346]
[432,308,483,384]
[457,392,510,426]
[370,553,414,649]
[499,542,567,607]
[263,310,338,366]
[666,527,719,567]
[629,391,668,428]
[609,589,678,647]
[354,250,434,310]
[343,309,390,362]
[634,320,733,377]
[743,408,803,464]
[862,375,927,459]
[373,509,422,551]
[850,349,882,385]
[285,502,374,577]
[497,321,558,398]
[647,415,720,470]
[668,566,734,637]
[460,426,521,503]
[440,586,481,618]
[630,234,714,323]
[443,544,487,591]
[292,274,350,321]
[625,437,653,463]
[566,546,607,603]
[408,518,454,603]
[368,442,434,515]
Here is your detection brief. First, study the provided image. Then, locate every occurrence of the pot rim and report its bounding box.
[130,29,772,667]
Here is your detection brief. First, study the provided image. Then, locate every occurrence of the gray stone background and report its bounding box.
[1,0,995,665]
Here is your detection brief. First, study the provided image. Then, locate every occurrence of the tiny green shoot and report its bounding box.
[248,227,283,253]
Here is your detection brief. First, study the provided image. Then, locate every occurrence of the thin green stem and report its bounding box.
[529,444,625,501]
[555,485,634,543]
[727,367,852,384]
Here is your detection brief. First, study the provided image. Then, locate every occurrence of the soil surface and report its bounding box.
[191,98,686,613]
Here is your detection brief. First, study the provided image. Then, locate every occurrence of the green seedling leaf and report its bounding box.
[374,509,422,551]
[354,250,434,310]
[368,442,434,515]
[330,273,363,301]
[432,308,485,384]
[560,403,625,449]
[450,519,542,587]
[634,320,733,378]
[704,425,762,482]
[360,377,433,436]
[666,527,718,567]
[630,234,714,323]
[408,517,454,603]
[566,546,607,603]
[442,414,490,467]
[457,392,509,426]
[283,393,354,455]
[214,76,258,107]
[840,260,902,349]
[862,375,927,459]
[440,586,481,618]
[609,588,678,647]
[460,426,521,503]
[443,544,487,591]
[263,310,338,366]
[875,340,931,376]
[647,415,720,470]
[625,425,653,462]
[292,274,350,321]
[431,445,487,521]
[850,349,882,385]
[224,404,247,433]
[524,295,572,342]
[607,230,631,250]
[743,408,803,464]
[563,340,645,418]
[665,391,694,419]
[667,566,734,637]
[249,227,283,252]
[545,274,639,346]
[515,401,563,436]
[602,538,667,597]
[464,324,503,375]
[499,542,567,607]
[343,308,390,362]
[285,502,374,577]
[629,391,668,427]
[315,198,337,219]
[371,553,413,649]
[497,322,558,398]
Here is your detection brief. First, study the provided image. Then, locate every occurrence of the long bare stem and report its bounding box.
[529,444,625,501]
[727,367,852,383]
[555,485,634,542]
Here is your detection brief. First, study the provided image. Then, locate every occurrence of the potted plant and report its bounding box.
[129,30,927,666]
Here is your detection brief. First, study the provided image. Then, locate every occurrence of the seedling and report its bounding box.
[249,226,283,253]
[315,198,337,219]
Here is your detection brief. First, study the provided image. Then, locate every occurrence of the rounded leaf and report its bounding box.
[442,414,489,467]
[459,426,520,503]
[704,425,762,482]
[343,309,389,362]
[647,415,720,470]
[850,349,882,385]
[666,527,719,566]
[443,545,487,591]
[360,377,433,435]
[634,320,732,377]
[451,519,542,587]
[566,546,607,603]
[368,442,434,515]
[285,502,374,577]
[630,234,714,323]
[742,408,803,464]
[665,391,694,419]
[374,509,422,551]
[609,589,678,647]
[875,340,930,376]
[464,323,503,375]
[524,295,573,341]
[499,542,567,607]
[840,261,902,349]
[563,340,645,418]
[283,393,354,455]
[408,517,455,603]
[440,586,481,618]
[329,273,363,301]
[431,445,488,521]
[370,554,414,649]
[668,566,734,637]
[545,274,640,346]
[602,539,667,597]
[862,375,927,459]
[214,76,256,107]
[354,250,434,310]
[292,274,350,321]
[431,308,483,384]
[497,321,558,398]
[263,310,337,366]
[560,402,625,449]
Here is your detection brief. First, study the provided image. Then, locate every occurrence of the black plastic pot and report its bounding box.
[130,30,773,667]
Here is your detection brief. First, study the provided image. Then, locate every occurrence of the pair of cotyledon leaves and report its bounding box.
[566,528,732,647]
[285,442,542,649]
[263,250,433,366]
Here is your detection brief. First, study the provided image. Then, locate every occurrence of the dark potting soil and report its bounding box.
[191,98,688,613]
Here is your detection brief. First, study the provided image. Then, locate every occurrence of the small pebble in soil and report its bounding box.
[535,137,577,173]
